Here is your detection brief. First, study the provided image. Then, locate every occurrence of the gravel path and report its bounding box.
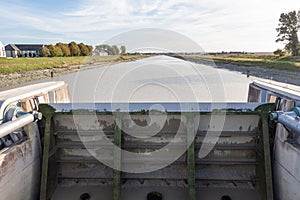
[185,57,300,86]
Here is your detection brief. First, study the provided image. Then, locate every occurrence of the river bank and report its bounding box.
[0,55,148,89]
[183,56,300,86]
[2,54,300,92]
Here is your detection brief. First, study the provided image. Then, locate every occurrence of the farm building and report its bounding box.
[0,41,6,57]
[5,44,44,58]
[5,44,19,58]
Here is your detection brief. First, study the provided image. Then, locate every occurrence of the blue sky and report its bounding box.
[0,0,299,52]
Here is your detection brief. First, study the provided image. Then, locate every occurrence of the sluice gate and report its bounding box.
[37,103,273,200]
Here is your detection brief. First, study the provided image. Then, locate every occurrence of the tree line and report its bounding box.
[40,42,93,57]
[275,10,300,56]
[94,44,126,55]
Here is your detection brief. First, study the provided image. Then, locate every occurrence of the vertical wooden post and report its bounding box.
[187,113,196,200]
[39,104,55,200]
[113,111,122,200]
[262,114,274,200]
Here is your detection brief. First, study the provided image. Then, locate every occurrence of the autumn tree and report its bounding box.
[46,45,55,57]
[40,42,92,57]
[276,10,300,56]
[85,45,93,55]
[46,44,62,57]
[69,41,81,56]
[78,43,89,56]
[40,46,51,57]
[56,43,71,57]
[54,46,63,57]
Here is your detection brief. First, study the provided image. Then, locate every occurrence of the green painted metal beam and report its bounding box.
[113,112,122,200]
[39,104,56,200]
[187,113,196,200]
[261,113,274,200]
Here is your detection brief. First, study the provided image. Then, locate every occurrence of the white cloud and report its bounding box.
[0,0,299,51]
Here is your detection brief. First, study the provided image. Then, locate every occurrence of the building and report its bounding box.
[5,44,44,58]
[0,41,6,58]
[5,44,19,58]
[92,49,108,56]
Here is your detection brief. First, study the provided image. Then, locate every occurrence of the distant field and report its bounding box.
[184,54,300,71]
[0,55,146,74]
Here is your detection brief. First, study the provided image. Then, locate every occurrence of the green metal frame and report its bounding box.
[261,113,274,200]
[39,104,56,200]
[37,104,275,200]
[186,113,196,200]
[113,111,122,200]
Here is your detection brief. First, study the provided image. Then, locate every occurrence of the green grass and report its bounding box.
[0,55,147,74]
[185,54,300,71]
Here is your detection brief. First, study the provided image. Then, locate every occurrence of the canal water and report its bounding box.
[54,55,252,102]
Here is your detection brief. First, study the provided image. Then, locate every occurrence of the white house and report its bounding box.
[0,41,6,58]
[92,49,108,56]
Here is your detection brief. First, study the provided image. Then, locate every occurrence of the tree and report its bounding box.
[78,43,89,56]
[95,44,121,55]
[53,46,63,57]
[69,41,81,56]
[276,10,300,56]
[86,45,93,55]
[120,45,126,55]
[112,45,120,55]
[56,43,71,57]
[47,44,63,57]
[273,49,286,56]
[46,45,55,57]
[40,46,51,57]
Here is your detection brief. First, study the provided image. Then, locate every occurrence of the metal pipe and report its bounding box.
[270,107,300,135]
[0,114,35,138]
[278,114,300,135]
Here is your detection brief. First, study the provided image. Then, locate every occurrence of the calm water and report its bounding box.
[53,56,252,102]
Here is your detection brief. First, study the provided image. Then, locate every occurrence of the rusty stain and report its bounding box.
[0,139,33,182]
[239,126,243,131]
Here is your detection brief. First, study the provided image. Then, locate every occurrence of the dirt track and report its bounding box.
[185,57,300,86]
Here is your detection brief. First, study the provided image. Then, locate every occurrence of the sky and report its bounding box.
[0,0,299,52]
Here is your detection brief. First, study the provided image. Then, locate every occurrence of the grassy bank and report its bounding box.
[184,54,300,71]
[0,55,146,74]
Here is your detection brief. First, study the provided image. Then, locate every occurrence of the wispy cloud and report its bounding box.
[0,0,299,51]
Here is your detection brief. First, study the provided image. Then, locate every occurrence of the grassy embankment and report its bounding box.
[185,54,300,71]
[0,55,147,74]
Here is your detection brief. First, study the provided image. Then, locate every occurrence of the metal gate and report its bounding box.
[39,103,273,200]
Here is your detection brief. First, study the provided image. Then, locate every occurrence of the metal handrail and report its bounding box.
[0,111,42,139]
